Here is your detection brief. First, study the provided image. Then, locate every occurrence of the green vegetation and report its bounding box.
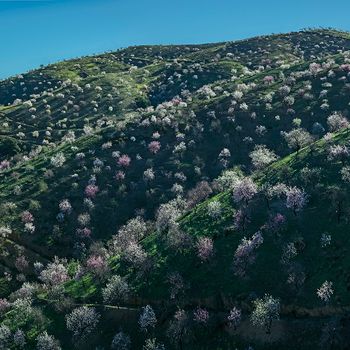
[1,29,350,349]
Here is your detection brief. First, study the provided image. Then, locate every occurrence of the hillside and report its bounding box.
[1,29,350,349]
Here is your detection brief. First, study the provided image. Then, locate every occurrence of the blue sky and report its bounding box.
[1,0,350,79]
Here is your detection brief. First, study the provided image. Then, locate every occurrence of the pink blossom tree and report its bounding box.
[233,178,258,205]
[233,231,263,277]
[148,141,161,154]
[118,154,131,168]
[196,237,214,262]
[193,307,209,324]
[285,187,308,215]
[84,184,99,198]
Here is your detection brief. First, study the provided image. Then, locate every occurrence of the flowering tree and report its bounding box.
[282,128,313,153]
[233,209,250,232]
[139,305,157,332]
[317,281,334,303]
[112,216,147,254]
[21,210,34,224]
[218,148,231,168]
[36,331,61,350]
[328,145,349,165]
[123,241,148,270]
[102,275,130,305]
[263,75,274,85]
[167,271,187,301]
[39,258,69,287]
[148,141,161,154]
[66,307,100,343]
[214,169,242,191]
[207,200,222,219]
[118,154,131,167]
[233,231,263,276]
[232,178,258,205]
[59,199,72,214]
[155,199,184,233]
[50,152,66,167]
[166,225,192,253]
[143,168,155,182]
[193,307,209,324]
[285,187,308,215]
[281,242,298,265]
[249,145,278,169]
[77,211,91,227]
[111,330,131,350]
[251,294,280,334]
[86,255,108,278]
[115,170,125,181]
[0,299,10,315]
[76,227,92,238]
[15,255,29,272]
[268,213,286,235]
[196,237,214,262]
[227,307,241,330]
[143,338,165,350]
[187,181,212,208]
[13,329,26,349]
[84,184,99,198]
[0,325,11,349]
[327,112,349,132]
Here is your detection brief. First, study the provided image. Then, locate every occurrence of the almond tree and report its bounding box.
[232,178,258,205]
[86,255,109,278]
[251,294,280,334]
[207,200,222,219]
[285,187,308,215]
[327,112,349,132]
[36,331,61,350]
[155,199,185,233]
[143,338,165,350]
[0,325,11,349]
[233,209,251,232]
[111,330,131,350]
[193,307,209,324]
[187,181,212,208]
[328,145,349,165]
[66,306,100,344]
[13,329,26,349]
[148,141,161,154]
[196,237,214,262]
[139,305,157,333]
[39,258,69,287]
[233,231,263,277]
[249,145,278,169]
[282,128,313,153]
[84,184,99,198]
[317,281,334,303]
[102,275,130,306]
[227,307,241,330]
